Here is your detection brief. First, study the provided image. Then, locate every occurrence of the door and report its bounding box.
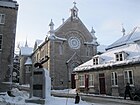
[71,73,76,89]
[85,74,89,90]
[99,73,106,94]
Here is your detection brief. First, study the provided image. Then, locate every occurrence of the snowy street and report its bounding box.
[0,95,139,105]
[0,91,104,105]
[0,95,133,105]
[0,88,99,105]
[0,88,140,105]
[0,96,96,105]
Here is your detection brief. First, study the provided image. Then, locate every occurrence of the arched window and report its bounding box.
[59,43,63,55]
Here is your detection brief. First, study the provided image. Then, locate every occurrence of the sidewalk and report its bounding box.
[51,91,140,105]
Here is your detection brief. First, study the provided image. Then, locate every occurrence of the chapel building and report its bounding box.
[32,3,98,89]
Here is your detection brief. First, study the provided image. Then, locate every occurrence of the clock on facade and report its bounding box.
[68,36,81,49]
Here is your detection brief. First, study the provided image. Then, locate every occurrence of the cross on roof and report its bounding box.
[73,1,76,6]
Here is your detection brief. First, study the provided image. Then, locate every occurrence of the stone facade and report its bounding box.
[0,0,18,92]
[74,27,140,97]
[75,64,140,96]
[19,55,28,84]
[32,4,98,89]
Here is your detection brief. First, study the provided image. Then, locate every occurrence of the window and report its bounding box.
[25,66,31,73]
[33,56,36,63]
[124,70,133,85]
[79,75,85,87]
[111,72,118,86]
[0,14,5,24]
[115,51,128,62]
[115,53,123,61]
[36,53,39,62]
[59,44,63,55]
[89,74,94,87]
[0,34,2,50]
[40,49,44,58]
[93,57,99,65]
[86,45,90,56]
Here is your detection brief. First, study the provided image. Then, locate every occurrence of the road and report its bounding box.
[52,92,140,105]
[82,96,139,105]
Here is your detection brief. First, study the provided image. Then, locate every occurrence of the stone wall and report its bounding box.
[0,4,18,92]
[76,64,140,96]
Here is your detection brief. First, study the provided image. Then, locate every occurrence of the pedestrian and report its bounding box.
[75,93,80,104]
[124,83,133,100]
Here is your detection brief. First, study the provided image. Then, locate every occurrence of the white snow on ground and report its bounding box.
[0,88,103,105]
[52,88,77,94]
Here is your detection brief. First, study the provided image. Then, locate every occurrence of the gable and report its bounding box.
[55,17,93,42]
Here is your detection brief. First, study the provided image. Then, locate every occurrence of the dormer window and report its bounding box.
[93,57,99,65]
[115,51,128,61]
[116,53,123,61]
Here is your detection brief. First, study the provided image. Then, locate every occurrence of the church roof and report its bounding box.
[46,2,98,46]
[54,16,94,43]
[106,27,140,50]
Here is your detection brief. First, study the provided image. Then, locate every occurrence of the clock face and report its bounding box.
[68,37,81,49]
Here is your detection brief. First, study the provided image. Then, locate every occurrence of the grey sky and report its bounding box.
[16,0,140,47]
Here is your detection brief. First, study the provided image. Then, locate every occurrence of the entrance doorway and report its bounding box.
[99,73,106,94]
[71,73,76,89]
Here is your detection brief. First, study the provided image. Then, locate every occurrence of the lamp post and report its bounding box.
[65,62,70,105]
[66,62,69,89]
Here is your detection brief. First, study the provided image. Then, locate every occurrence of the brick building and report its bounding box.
[0,0,18,92]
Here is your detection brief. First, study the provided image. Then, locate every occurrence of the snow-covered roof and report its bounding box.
[24,57,32,65]
[74,27,140,72]
[84,40,98,46]
[106,27,140,50]
[97,45,107,53]
[20,46,33,56]
[74,42,140,72]
[48,34,67,41]
[0,0,18,9]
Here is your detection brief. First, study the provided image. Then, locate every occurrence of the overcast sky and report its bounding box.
[15,0,140,47]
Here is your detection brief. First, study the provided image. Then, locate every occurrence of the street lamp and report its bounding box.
[66,62,69,89]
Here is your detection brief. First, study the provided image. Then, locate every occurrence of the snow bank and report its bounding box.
[52,88,76,94]
[0,88,96,105]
